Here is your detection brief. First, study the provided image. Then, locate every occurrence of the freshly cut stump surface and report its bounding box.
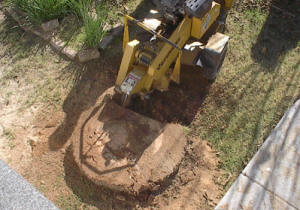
[72,99,187,195]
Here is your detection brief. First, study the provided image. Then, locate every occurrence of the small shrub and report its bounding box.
[9,0,70,24]
[8,0,108,49]
[82,3,108,48]
[67,0,84,19]
[70,0,108,48]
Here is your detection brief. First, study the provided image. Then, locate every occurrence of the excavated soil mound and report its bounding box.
[72,98,187,195]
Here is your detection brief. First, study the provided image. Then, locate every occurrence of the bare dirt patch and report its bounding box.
[27,71,222,210]
[29,121,222,210]
[72,93,187,195]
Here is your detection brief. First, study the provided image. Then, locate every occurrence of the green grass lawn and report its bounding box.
[191,6,300,188]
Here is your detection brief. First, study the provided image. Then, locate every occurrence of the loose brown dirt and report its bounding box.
[29,121,222,210]
[26,86,222,210]
[71,92,187,196]
[129,66,212,125]
[27,77,222,209]
[149,139,222,210]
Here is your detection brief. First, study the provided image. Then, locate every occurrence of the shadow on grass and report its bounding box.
[47,54,118,151]
[251,0,300,71]
[222,101,300,209]
[243,0,300,172]
[63,145,136,210]
[191,10,300,207]
[0,15,48,63]
[210,61,299,178]
[55,14,85,51]
[206,0,300,174]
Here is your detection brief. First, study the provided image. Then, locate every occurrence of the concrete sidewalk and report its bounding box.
[216,100,300,210]
[0,160,58,210]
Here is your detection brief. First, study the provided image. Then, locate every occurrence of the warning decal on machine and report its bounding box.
[202,14,211,31]
[120,72,142,94]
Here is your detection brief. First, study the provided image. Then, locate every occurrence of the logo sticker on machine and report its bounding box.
[120,72,141,94]
[203,14,211,31]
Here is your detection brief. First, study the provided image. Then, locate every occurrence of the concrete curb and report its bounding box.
[0,160,58,210]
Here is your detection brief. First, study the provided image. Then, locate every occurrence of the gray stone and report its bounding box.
[50,38,65,51]
[215,174,296,210]
[77,48,100,63]
[0,160,58,210]
[41,19,59,32]
[112,23,123,35]
[99,23,123,50]
[61,47,77,60]
[99,35,114,50]
[31,29,51,41]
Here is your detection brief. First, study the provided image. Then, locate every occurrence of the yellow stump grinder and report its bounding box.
[72,0,234,196]
[115,0,233,106]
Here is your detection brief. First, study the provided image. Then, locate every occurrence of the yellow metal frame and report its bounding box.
[116,0,234,97]
[225,0,235,10]
[116,40,140,86]
[191,2,221,39]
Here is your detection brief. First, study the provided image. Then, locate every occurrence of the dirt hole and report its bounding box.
[129,66,212,125]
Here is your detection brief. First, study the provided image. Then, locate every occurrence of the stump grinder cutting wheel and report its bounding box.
[72,0,234,196]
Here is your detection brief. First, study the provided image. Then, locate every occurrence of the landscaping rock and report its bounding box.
[32,29,51,41]
[61,47,77,60]
[99,35,114,50]
[41,19,59,32]
[77,48,100,63]
[50,38,65,51]
[112,23,123,35]
[99,24,123,50]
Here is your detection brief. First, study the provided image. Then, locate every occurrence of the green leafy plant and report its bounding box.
[82,3,108,48]
[8,0,108,48]
[9,0,70,24]
[67,0,85,19]
[70,0,108,48]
